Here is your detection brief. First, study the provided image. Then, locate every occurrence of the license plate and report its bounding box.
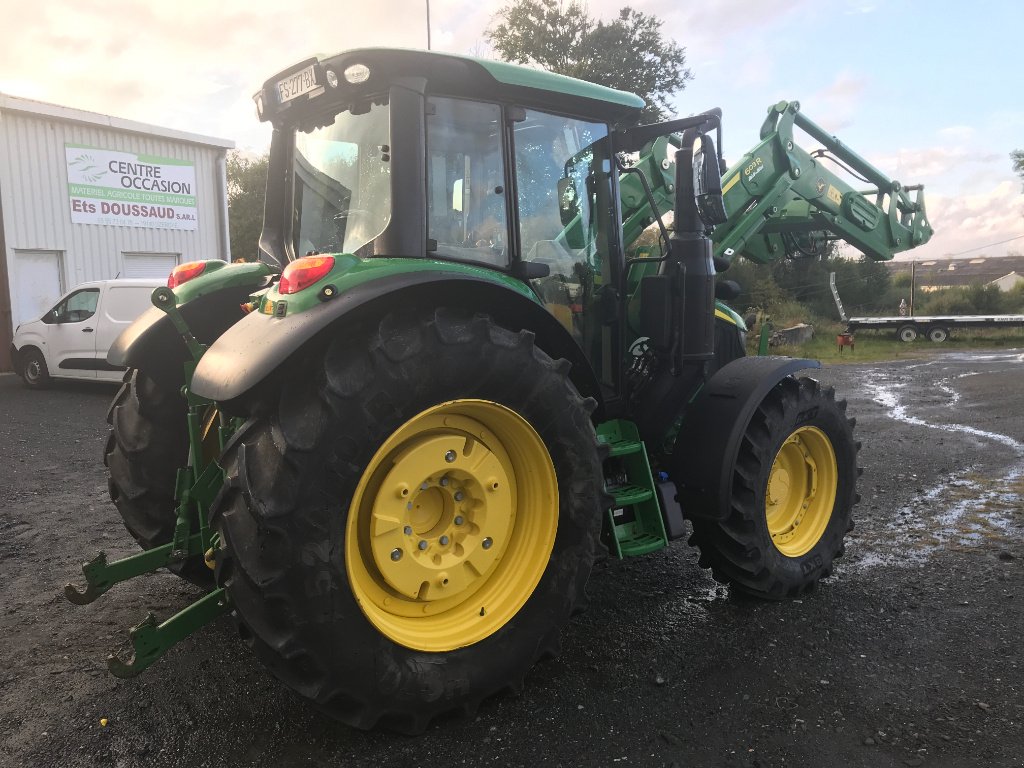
[277,65,318,103]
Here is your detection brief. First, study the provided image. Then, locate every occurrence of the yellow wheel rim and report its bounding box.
[345,399,558,652]
[765,426,837,558]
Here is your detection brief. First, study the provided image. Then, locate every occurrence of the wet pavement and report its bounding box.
[1,349,1022,767]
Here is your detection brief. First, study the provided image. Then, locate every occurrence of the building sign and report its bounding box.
[65,144,198,230]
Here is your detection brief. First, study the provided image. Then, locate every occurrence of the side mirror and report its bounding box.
[694,134,727,227]
[557,177,579,226]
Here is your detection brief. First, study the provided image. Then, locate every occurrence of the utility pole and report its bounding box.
[909,261,916,317]
[426,0,432,50]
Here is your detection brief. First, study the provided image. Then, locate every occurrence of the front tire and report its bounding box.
[687,376,858,598]
[21,348,51,389]
[212,308,604,731]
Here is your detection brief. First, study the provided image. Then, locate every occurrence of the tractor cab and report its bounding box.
[254,48,722,411]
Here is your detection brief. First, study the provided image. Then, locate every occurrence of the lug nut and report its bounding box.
[482,537,493,550]
[420,482,429,490]
[454,515,464,526]
[440,535,450,545]
[454,491,464,502]
[390,548,403,561]
[440,476,449,486]
[445,450,456,463]
[403,525,413,535]
[418,540,428,551]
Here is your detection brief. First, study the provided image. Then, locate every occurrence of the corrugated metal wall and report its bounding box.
[0,104,232,371]
[0,109,228,289]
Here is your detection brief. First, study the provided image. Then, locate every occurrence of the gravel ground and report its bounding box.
[1,350,1021,768]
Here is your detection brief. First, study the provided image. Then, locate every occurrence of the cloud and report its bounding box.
[808,72,868,132]
[903,180,1024,260]
[938,125,975,142]
[871,146,1004,180]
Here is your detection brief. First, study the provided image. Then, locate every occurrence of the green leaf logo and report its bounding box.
[69,154,107,183]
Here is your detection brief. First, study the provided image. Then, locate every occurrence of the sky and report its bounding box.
[1,0,1022,263]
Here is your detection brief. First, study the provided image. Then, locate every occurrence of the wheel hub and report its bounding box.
[369,433,513,602]
[765,426,837,557]
[346,399,558,652]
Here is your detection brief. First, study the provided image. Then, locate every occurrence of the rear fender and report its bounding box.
[108,261,275,384]
[190,265,603,416]
[672,355,820,521]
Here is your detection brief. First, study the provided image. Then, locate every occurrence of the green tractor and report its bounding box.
[68,49,932,732]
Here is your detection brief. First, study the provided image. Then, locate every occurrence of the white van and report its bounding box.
[11,279,163,388]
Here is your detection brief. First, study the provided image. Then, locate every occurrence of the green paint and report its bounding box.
[170,259,274,305]
[596,419,668,558]
[261,255,538,317]
[474,57,645,111]
[715,301,747,332]
[107,589,230,679]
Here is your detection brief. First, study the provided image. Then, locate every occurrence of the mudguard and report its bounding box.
[672,355,820,521]
[189,268,604,414]
[108,261,275,385]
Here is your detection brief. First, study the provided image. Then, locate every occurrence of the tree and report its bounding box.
[1014,150,1024,190]
[226,150,269,262]
[487,1,692,122]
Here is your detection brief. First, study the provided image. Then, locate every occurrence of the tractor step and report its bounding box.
[597,419,668,558]
[608,483,654,506]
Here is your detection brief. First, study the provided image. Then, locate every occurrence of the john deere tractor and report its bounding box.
[67,48,932,731]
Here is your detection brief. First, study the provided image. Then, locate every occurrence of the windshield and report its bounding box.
[293,99,391,258]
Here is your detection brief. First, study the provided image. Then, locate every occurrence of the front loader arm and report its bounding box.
[712,100,932,264]
[617,101,933,266]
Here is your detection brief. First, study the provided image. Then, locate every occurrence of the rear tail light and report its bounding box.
[168,261,207,288]
[279,256,335,295]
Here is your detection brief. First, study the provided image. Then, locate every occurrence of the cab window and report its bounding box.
[426,98,509,268]
[513,111,615,385]
[46,289,99,324]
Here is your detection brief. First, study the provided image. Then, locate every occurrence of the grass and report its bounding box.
[750,319,1024,365]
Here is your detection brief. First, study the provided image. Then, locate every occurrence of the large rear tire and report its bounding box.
[687,376,858,598]
[211,308,604,732]
[104,369,211,585]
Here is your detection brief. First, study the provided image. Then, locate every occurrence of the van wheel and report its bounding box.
[104,369,211,585]
[21,348,51,389]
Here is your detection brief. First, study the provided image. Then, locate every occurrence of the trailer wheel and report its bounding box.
[105,369,211,585]
[688,376,858,598]
[211,308,603,732]
[897,324,918,343]
[927,326,949,343]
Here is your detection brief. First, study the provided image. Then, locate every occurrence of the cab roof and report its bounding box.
[258,47,646,125]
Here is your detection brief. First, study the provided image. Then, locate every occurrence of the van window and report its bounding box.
[46,289,99,324]
[105,286,156,322]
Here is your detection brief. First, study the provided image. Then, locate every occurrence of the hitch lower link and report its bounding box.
[64,286,231,678]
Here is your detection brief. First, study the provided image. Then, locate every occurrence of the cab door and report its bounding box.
[511,110,621,399]
[42,287,101,379]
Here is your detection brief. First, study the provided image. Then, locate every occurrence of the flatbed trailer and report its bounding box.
[846,314,1024,343]
[829,272,1024,342]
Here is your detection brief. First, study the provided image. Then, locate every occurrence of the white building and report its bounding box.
[0,93,233,372]
[988,271,1024,292]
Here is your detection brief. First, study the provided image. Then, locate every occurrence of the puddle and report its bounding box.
[843,366,1024,571]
